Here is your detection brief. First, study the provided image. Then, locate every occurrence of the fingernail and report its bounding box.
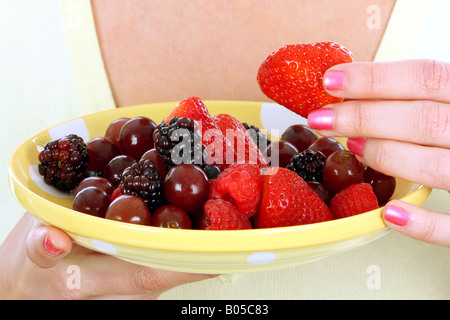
[384,205,409,226]
[346,137,366,157]
[308,108,334,130]
[44,236,63,256]
[323,70,345,91]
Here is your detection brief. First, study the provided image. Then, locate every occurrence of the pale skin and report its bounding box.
[1,0,449,299]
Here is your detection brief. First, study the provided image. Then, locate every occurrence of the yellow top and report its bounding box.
[60,0,115,113]
[374,0,429,61]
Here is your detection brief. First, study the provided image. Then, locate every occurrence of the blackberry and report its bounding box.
[153,117,207,170]
[38,134,89,191]
[120,158,164,211]
[286,149,326,182]
[203,164,221,180]
[242,123,271,151]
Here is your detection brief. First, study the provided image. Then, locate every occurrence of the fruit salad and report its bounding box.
[37,42,396,231]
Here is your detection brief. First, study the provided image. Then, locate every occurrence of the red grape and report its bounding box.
[163,164,209,212]
[364,167,396,206]
[74,176,115,197]
[307,181,332,206]
[151,205,192,229]
[86,137,121,173]
[105,117,130,149]
[281,124,318,152]
[103,155,137,187]
[308,137,345,158]
[140,148,168,180]
[72,186,110,218]
[323,150,365,195]
[264,140,298,167]
[105,194,151,225]
[119,117,156,160]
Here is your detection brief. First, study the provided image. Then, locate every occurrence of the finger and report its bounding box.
[346,138,450,191]
[70,252,217,298]
[383,200,450,247]
[308,100,450,148]
[26,224,73,268]
[323,60,450,103]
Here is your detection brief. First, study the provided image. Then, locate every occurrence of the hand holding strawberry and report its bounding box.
[307,59,450,247]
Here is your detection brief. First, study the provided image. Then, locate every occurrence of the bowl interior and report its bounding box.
[9,101,432,254]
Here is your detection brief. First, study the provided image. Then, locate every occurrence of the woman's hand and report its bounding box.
[0,212,216,299]
[308,59,450,247]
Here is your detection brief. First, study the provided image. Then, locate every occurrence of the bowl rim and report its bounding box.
[8,101,433,253]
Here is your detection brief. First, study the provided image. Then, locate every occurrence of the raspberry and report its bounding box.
[286,149,326,182]
[209,163,262,219]
[153,117,207,170]
[242,122,271,151]
[38,134,89,191]
[330,183,379,219]
[120,158,164,211]
[201,199,252,230]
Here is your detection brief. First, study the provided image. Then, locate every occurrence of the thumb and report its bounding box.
[383,200,450,247]
[26,223,73,268]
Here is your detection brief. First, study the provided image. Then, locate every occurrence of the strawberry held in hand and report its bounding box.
[257,42,354,118]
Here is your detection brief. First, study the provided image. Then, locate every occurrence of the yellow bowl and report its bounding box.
[8,101,432,274]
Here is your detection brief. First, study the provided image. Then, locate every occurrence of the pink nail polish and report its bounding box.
[44,236,63,256]
[323,70,345,91]
[346,137,366,157]
[384,205,409,226]
[307,108,334,130]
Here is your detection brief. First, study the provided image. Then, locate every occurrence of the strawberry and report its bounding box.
[209,163,262,219]
[165,97,235,169]
[213,114,269,169]
[253,167,333,228]
[165,96,217,132]
[257,42,354,118]
[330,183,379,219]
[201,199,252,230]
